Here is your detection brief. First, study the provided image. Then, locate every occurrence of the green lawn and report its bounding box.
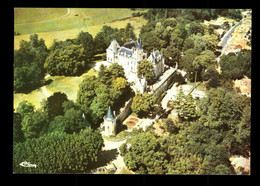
[13,68,98,110]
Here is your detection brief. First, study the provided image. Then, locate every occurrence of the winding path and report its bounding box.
[58,8,70,19]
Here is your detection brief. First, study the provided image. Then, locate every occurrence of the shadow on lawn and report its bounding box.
[88,148,119,171]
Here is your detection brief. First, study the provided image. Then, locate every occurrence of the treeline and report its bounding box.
[119,86,250,174]
[139,12,220,67]
[143,9,242,22]
[14,23,136,93]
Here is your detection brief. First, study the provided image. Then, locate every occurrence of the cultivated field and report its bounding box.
[14,8,147,49]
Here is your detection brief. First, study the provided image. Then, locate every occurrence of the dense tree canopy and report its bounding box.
[14,34,48,92]
[41,92,68,121]
[44,41,86,76]
[13,112,25,143]
[122,132,168,174]
[49,108,86,134]
[220,50,251,80]
[76,31,95,58]
[94,23,136,53]
[13,129,104,173]
[76,63,131,127]
[131,92,156,118]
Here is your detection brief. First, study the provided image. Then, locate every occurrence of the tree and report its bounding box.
[14,34,48,92]
[173,86,185,113]
[124,23,136,42]
[119,142,128,156]
[203,65,221,89]
[182,94,198,121]
[42,92,68,121]
[131,92,156,118]
[76,75,98,115]
[16,100,35,119]
[49,108,86,134]
[123,132,168,174]
[162,18,177,28]
[180,49,198,81]
[198,87,251,155]
[163,45,181,67]
[188,22,204,35]
[215,164,233,175]
[137,59,155,84]
[13,112,25,143]
[94,26,119,53]
[89,84,114,125]
[174,88,197,121]
[163,118,179,134]
[13,128,104,173]
[98,63,125,85]
[192,50,216,83]
[219,50,251,80]
[170,28,185,50]
[108,63,126,80]
[140,31,167,53]
[183,37,194,51]
[112,77,129,96]
[21,110,47,139]
[44,42,86,76]
[76,31,95,58]
[203,34,218,51]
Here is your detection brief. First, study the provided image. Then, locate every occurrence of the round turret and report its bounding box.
[103,106,116,136]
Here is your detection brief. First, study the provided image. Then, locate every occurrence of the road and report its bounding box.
[218,19,243,57]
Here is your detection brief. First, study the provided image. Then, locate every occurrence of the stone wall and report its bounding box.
[152,67,177,97]
[116,98,133,124]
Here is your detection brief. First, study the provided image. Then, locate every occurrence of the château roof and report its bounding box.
[123,39,143,50]
[148,50,163,64]
[104,106,115,121]
[118,47,133,56]
[108,39,120,52]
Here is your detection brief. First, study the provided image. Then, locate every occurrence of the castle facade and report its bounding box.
[106,39,165,93]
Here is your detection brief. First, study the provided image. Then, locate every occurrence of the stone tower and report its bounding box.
[103,106,116,136]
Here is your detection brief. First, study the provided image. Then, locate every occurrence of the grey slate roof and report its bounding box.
[104,106,115,121]
[118,47,133,56]
[123,40,142,50]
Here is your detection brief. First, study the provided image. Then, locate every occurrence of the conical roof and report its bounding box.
[104,106,115,120]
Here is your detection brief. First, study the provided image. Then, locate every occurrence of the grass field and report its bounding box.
[14,8,147,49]
[13,68,98,110]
